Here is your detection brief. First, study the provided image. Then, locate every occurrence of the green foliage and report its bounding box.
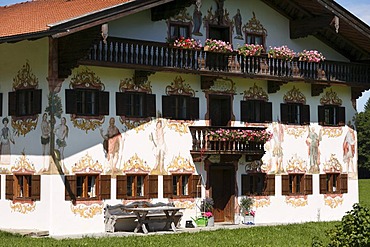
[354,97,370,170]
[327,203,370,247]
[240,196,254,214]
[359,179,370,208]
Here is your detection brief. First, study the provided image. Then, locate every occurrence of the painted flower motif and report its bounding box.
[204,39,233,53]
[298,49,325,63]
[237,44,264,56]
[173,37,202,50]
[267,45,296,61]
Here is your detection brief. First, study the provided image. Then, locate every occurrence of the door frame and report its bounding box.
[204,91,235,126]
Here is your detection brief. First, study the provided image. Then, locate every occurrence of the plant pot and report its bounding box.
[207,216,214,227]
[244,215,254,225]
[193,217,207,227]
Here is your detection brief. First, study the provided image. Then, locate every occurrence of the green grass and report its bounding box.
[1,179,369,247]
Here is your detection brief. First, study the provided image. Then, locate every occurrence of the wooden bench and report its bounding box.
[104,201,183,233]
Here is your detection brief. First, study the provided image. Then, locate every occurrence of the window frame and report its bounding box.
[8,89,41,117]
[318,105,345,126]
[245,32,265,49]
[116,92,156,119]
[280,103,310,125]
[162,95,199,120]
[168,21,191,42]
[6,174,41,201]
[163,174,201,199]
[282,174,312,196]
[320,173,348,194]
[65,174,111,201]
[240,100,272,123]
[116,174,158,200]
[241,173,275,196]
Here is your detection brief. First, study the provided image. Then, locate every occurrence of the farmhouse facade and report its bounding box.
[0,0,369,236]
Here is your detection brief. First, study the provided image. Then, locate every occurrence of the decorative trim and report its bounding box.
[321,127,343,138]
[320,88,342,105]
[12,116,38,137]
[203,1,232,26]
[167,155,195,173]
[311,84,329,97]
[123,153,151,173]
[13,61,38,90]
[119,77,152,93]
[208,77,235,94]
[284,125,307,139]
[242,12,267,36]
[169,199,196,209]
[72,153,103,174]
[285,195,308,207]
[10,201,36,214]
[286,154,307,173]
[166,76,195,96]
[324,194,343,208]
[323,154,342,173]
[70,202,104,218]
[119,118,151,132]
[11,153,36,173]
[170,8,192,22]
[71,115,105,133]
[69,68,105,90]
[267,80,286,94]
[166,120,193,135]
[250,196,271,208]
[243,83,268,101]
[283,86,306,104]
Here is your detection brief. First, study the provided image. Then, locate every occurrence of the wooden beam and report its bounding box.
[290,15,333,39]
[311,84,329,97]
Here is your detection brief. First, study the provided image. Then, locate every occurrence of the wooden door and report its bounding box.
[209,94,231,126]
[209,165,235,222]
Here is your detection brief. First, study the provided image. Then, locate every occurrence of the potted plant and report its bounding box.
[240,196,255,225]
[298,49,325,63]
[237,44,264,57]
[201,197,214,227]
[173,37,202,50]
[267,45,296,61]
[204,39,233,53]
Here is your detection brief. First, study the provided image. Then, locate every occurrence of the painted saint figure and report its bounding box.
[150,119,167,175]
[233,9,243,39]
[272,123,284,174]
[192,0,203,36]
[40,113,51,172]
[54,117,68,161]
[306,127,321,173]
[0,117,15,165]
[100,117,121,173]
[343,125,356,178]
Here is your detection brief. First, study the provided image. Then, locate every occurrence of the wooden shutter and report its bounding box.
[264,174,275,196]
[188,97,199,120]
[163,175,173,198]
[146,94,156,117]
[281,175,289,195]
[241,174,250,195]
[162,96,175,119]
[31,175,41,201]
[319,174,326,194]
[340,173,348,194]
[65,89,76,114]
[301,105,310,125]
[240,101,249,122]
[190,174,201,198]
[116,175,127,199]
[5,175,14,200]
[280,103,288,124]
[147,175,158,198]
[0,93,3,116]
[99,91,109,116]
[264,102,272,123]
[65,175,77,201]
[115,92,126,116]
[32,89,42,115]
[318,105,324,125]
[304,174,312,195]
[99,175,111,200]
[337,106,346,126]
[8,92,16,116]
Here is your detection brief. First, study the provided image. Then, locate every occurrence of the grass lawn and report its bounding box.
[0,179,369,247]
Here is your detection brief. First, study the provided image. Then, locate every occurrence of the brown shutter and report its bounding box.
[240,101,248,122]
[162,96,175,119]
[99,91,109,115]
[31,175,41,201]
[8,92,16,116]
[337,106,346,126]
[241,174,250,195]
[115,92,126,116]
[188,97,199,120]
[0,93,3,116]
[65,175,77,201]
[32,89,42,115]
[304,174,312,195]
[163,175,173,198]
[99,175,111,200]
[301,105,310,125]
[281,175,289,195]
[340,173,348,194]
[190,175,201,198]
[146,94,156,118]
[318,105,324,125]
[65,89,76,114]
[5,175,14,200]
[148,175,158,198]
[319,174,326,194]
[116,175,127,199]
[280,103,288,124]
[264,174,275,196]
[264,102,272,123]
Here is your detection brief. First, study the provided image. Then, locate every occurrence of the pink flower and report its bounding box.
[203,211,213,218]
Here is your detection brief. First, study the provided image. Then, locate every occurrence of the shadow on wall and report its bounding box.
[359,168,370,179]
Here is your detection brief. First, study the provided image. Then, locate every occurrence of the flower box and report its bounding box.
[237,44,264,57]
[267,45,296,61]
[298,49,325,63]
[204,39,233,53]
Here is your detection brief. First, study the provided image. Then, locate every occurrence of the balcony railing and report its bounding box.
[189,126,266,156]
[83,37,370,84]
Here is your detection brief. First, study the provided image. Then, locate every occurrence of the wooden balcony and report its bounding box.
[82,37,370,85]
[189,126,267,160]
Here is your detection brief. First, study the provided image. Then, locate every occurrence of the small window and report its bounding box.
[281,103,310,125]
[65,89,109,117]
[318,105,345,126]
[162,95,199,120]
[169,22,191,41]
[65,174,111,201]
[163,174,201,198]
[6,174,41,201]
[241,100,272,123]
[246,33,264,46]
[116,175,158,199]
[8,89,41,117]
[242,173,275,196]
[320,173,348,194]
[209,25,231,42]
[116,92,156,118]
[282,174,312,195]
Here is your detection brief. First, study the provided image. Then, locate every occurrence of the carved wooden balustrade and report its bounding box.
[188,126,267,157]
[83,37,370,85]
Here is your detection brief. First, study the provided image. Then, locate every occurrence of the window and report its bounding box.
[5,174,41,201]
[116,175,158,199]
[66,89,109,117]
[242,173,275,196]
[282,174,312,195]
[241,100,272,123]
[116,92,156,118]
[163,174,201,198]
[8,89,41,117]
[245,33,264,46]
[280,103,310,125]
[320,173,348,194]
[65,174,111,201]
[162,95,199,120]
[169,22,191,41]
[209,25,231,42]
[318,105,345,126]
